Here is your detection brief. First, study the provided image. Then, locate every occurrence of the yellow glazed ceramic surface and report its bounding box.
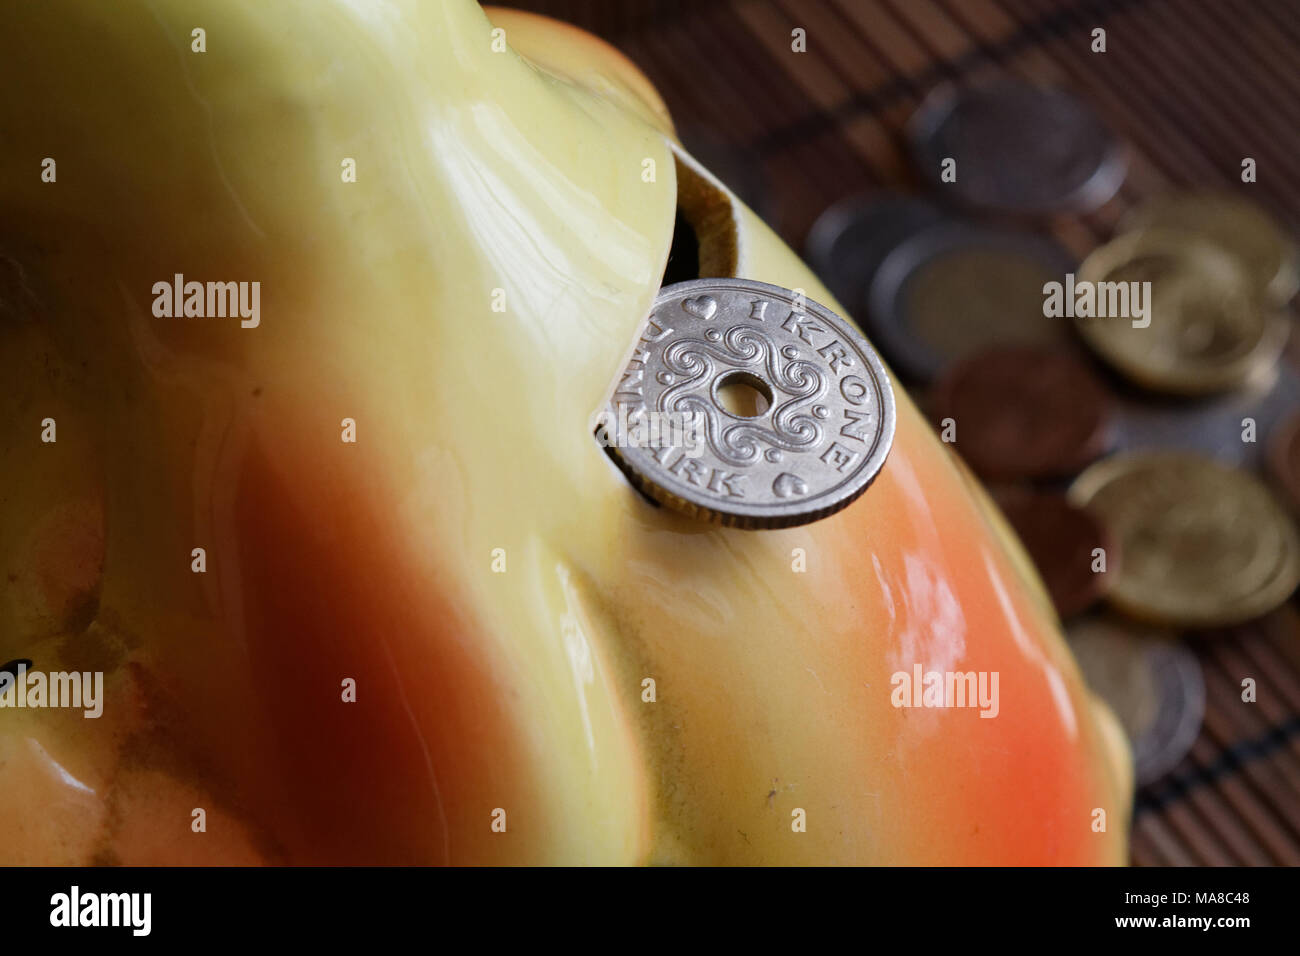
[0,0,1130,864]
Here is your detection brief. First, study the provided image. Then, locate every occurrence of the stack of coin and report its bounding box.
[1075,194,1296,395]
[867,224,1076,382]
[808,79,1128,385]
[927,346,1113,481]
[1075,228,1290,395]
[1067,617,1206,786]
[804,193,946,319]
[804,195,1076,384]
[1068,452,1300,629]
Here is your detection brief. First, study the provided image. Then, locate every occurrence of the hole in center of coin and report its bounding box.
[714,371,773,418]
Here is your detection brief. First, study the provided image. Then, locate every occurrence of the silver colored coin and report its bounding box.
[804,192,948,313]
[1111,355,1300,469]
[605,279,896,529]
[1067,617,1206,786]
[1137,641,1206,786]
[909,82,1126,216]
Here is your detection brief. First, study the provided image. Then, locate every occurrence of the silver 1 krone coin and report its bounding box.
[604,278,896,529]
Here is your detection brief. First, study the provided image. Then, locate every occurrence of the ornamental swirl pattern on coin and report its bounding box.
[604,279,896,529]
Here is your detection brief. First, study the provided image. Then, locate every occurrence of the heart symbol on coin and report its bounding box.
[772,473,808,498]
[681,296,717,320]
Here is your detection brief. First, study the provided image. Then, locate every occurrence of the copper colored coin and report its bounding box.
[1267,412,1300,513]
[992,488,1116,619]
[930,346,1112,480]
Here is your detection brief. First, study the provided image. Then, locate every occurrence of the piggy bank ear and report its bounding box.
[483,6,750,289]
[482,6,676,137]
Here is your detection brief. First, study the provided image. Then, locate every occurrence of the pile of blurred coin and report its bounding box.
[1077,197,1294,396]
[806,79,1300,786]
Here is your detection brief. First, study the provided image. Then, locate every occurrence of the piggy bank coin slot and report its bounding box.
[670,145,741,281]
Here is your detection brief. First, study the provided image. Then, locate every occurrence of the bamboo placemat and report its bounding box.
[506,0,1300,866]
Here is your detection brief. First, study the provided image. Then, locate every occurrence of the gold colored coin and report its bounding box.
[1121,193,1300,306]
[1069,453,1300,627]
[1074,229,1286,395]
[905,247,1069,355]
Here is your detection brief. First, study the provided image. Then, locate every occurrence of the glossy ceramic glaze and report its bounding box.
[0,0,1130,864]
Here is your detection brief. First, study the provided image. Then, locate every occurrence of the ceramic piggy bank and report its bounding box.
[0,0,1130,864]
